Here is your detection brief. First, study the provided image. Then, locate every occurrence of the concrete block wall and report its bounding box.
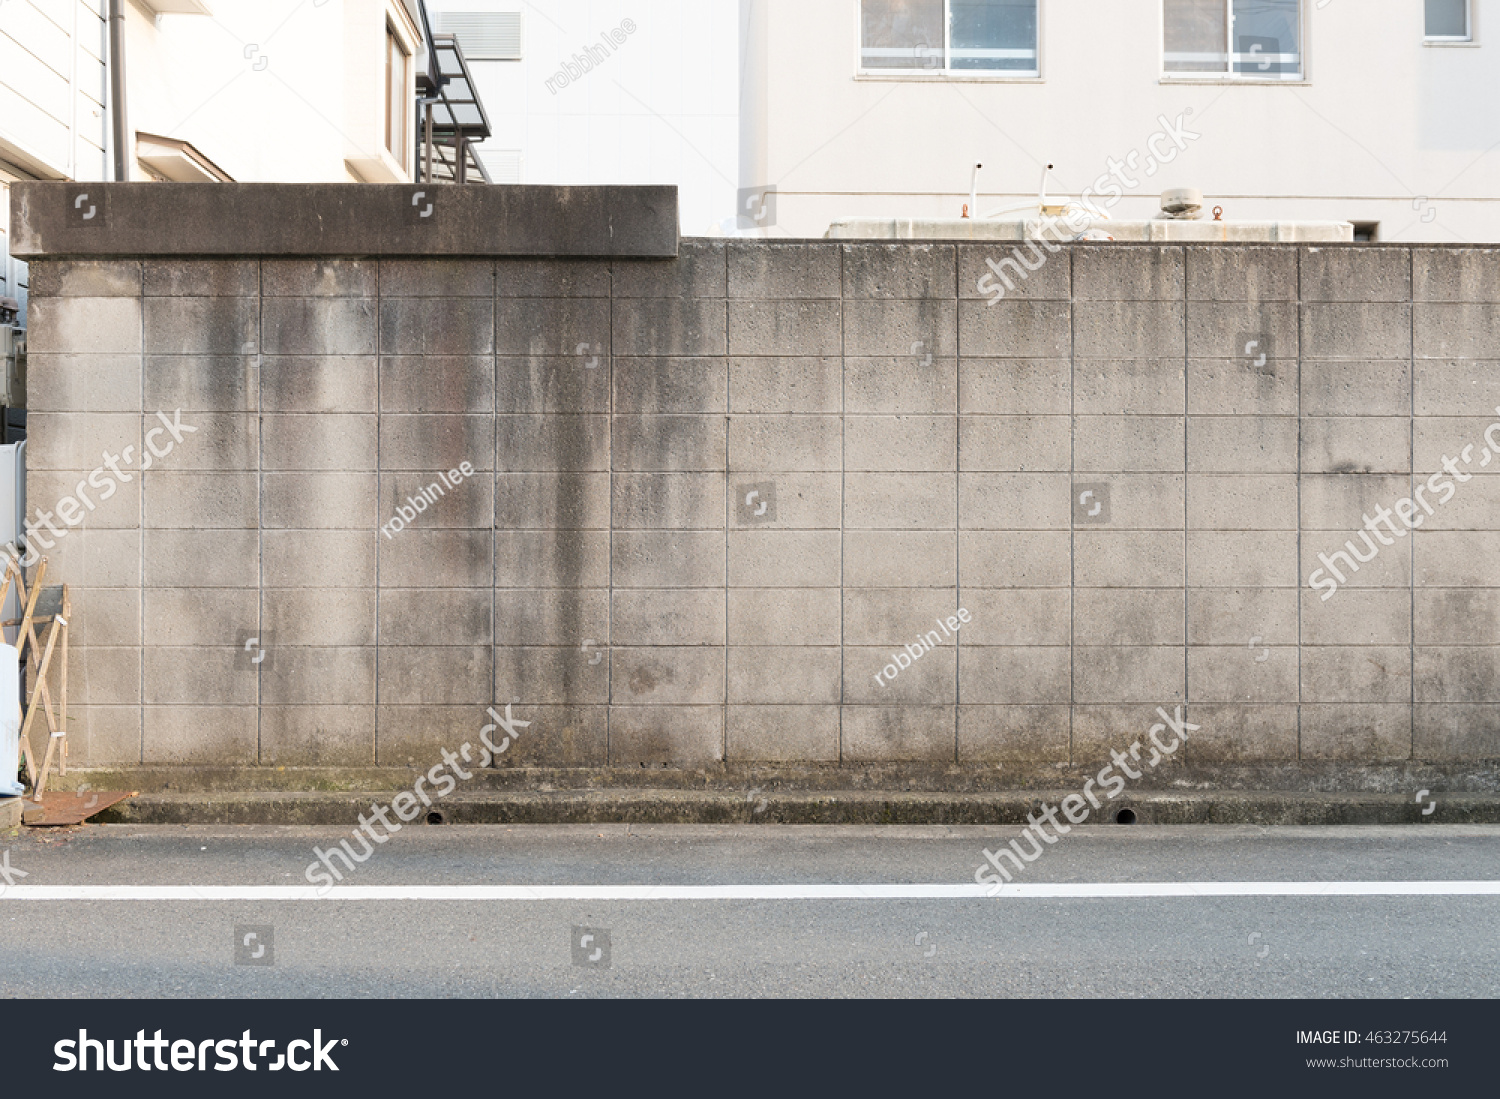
[21,241,1500,776]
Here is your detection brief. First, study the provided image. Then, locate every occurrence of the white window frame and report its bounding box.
[855,0,1044,82]
[1160,0,1306,84]
[1424,0,1475,44]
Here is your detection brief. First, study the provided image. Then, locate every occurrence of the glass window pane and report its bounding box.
[1232,0,1300,77]
[950,0,1037,72]
[1165,0,1228,73]
[1426,0,1469,37]
[862,0,945,70]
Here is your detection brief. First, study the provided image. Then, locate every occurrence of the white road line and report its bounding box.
[2,882,1499,901]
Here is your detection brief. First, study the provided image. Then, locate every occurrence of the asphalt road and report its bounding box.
[1,823,1497,998]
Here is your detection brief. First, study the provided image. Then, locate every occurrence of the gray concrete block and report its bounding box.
[1187,588,1298,646]
[728,242,841,298]
[261,413,375,471]
[1305,646,1412,703]
[37,528,141,588]
[28,353,143,413]
[29,259,141,297]
[495,472,608,530]
[846,415,955,472]
[68,705,140,765]
[72,646,142,705]
[264,587,376,646]
[1187,531,1298,588]
[955,589,1070,645]
[844,243,955,299]
[1075,358,1184,415]
[611,647,725,705]
[1413,703,1500,760]
[1414,532,1500,587]
[1302,529,1410,589]
[728,530,841,587]
[496,259,610,298]
[261,356,377,413]
[261,706,374,766]
[848,645,955,704]
[614,414,726,471]
[727,300,840,356]
[266,647,377,706]
[957,300,1071,358]
[844,531,956,587]
[611,473,725,530]
[133,410,252,473]
[1072,704,1189,769]
[379,259,493,297]
[727,473,840,529]
[613,357,727,414]
[1303,303,1412,360]
[730,357,842,414]
[261,298,376,356]
[612,241,726,298]
[844,587,963,646]
[956,705,1070,763]
[1074,589,1184,645]
[1074,301,1185,359]
[726,703,840,761]
[261,259,377,297]
[496,297,611,355]
[144,260,258,297]
[380,529,491,588]
[495,531,610,588]
[492,647,608,705]
[25,297,142,354]
[1074,531,1183,587]
[1185,301,1298,359]
[607,705,724,767]
[1075,473,1185,529]
[377,646,489,705]
[1302,246,1411,302]
[1074,416,1185,472]
[959,415,1071,471]
[1413,416,1500,475]
[959,359,1071,415]
[959,647,1070,704]
[843,300,957,358]
[613,298,726,356]
[143,646,254,705]
[264,472,379,530]
[143,529,258,588]
[1301,361,1411,416]
[1186,474,1297,529]
[1074,646,1185,704]
[959,530,1071,587]
[1300,704,1411,760]
[847,357,959,417]
[27,467,140,529]
[1187,359,1298,416]
[729,415,842,471]
[1074,246,1183,300]
[496,414,608,472]
[1415,588,1500,644]
[728,588,841,646]
[68,587,142,647]
[728,648,841,705]
[494,590,607,646]
[373,704,507,767]
[495,356,606,414]
[1300,589,1411,645]
[264,529,376,588]
[958,243,1070,300]
[145,355,257,413]
[611,589,726,645]
[958,472,1071,530]
[380,471,491,529]
[840,705,954,762]
[1186,646,1297,703]
[143,472,257,528]
[379,589,491,646]
[1413,248,1500,302]
[1184,704,1297,761]
[1302,417,1412,474]
[145,297,258,356]
[1185,246,1297,302]
[142,706,257,764]
[380,414,495,472]
[476,705,607,768]
[380,298,495,356]
[612,530,725,588]
[846,473,957,529]
[1414,359,1500,416]
[1299,474,1410,530]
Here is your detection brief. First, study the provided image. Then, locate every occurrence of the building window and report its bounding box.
[1164,0,1302,80]
[860,0,1039,76]
[1425,0,1471,40]
[386,24,409,168]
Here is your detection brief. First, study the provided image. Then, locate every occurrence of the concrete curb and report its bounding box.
[95,790,1500,827]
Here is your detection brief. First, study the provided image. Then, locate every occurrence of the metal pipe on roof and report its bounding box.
[108,0,130,182]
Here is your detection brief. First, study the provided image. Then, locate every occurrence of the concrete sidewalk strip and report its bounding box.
[4,882,1500,901]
